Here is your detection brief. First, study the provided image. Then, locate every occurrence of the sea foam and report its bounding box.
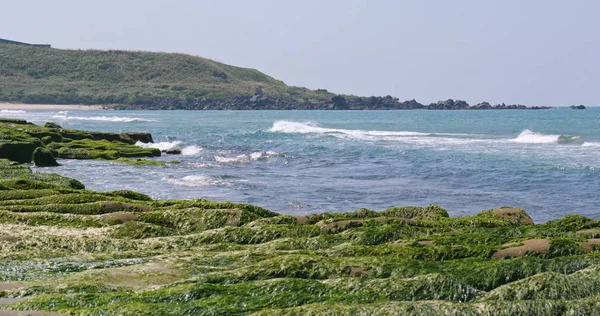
[268,120,473,142]
[163,175,226,187]
[0,110,26,114]
[181,146,203,156]
[136,141,182,151]
[214,151,282,163]
[582,142,600,147]
[511,130,580,144]
[53,113,157,122]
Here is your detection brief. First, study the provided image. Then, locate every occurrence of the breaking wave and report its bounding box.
[269,121,429,137]
[215,151,283,163]
[267,121,477,142]
[53,113,157,122]
[136,141,182,151]
[511,130,580,144]
[135,141,202,155]
[163,175,228,187]
[0,110,26,114]
[181,145,203,156]
[582,142,600,148]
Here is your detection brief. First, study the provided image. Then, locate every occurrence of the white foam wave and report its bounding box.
[52,114,157,122]
[269,120,428,137]
[0,110,26,114]
[511,130,580,144]
[582,142,600,148]
[163,175,225,187]
[215,151,281,163]
[136,141,182,151]
[267,120,475,142]
[181,145,203,156]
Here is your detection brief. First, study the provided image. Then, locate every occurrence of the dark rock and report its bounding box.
[120,132,154,144]
[570,105,586,109]
[331,95,349,110]
[165,149,182,155]
[0,118,31,125]
[32,147,60,167]
[0,141,36,163]
[44,122,63,129]
[472,102,492,110]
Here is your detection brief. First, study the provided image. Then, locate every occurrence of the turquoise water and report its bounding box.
[5,108,600,223]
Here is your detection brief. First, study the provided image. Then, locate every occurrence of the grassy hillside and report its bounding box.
[0,44,333,108]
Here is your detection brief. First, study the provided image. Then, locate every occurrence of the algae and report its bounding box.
[0,119,599,315]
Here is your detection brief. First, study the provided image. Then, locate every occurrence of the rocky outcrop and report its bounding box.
[121,132,154,144]
[0,141,36,163]
[109,96,554,111]
[570,105,586,109]
[32,147,60,167]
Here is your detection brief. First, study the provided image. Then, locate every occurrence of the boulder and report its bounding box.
[32,147,60,167]
[491,207,534,225]
[44,122,63,129]
[120,132,153,144]
[0,141,36,163]
[165,149,182,155]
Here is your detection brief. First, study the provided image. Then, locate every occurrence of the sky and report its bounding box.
[2,0,599,106]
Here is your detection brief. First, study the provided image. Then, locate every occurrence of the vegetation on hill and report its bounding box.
[0,118,599,314]
[0,43,552,110]
[0,43,333,109]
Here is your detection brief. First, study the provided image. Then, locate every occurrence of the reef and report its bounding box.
[0,119,599,315]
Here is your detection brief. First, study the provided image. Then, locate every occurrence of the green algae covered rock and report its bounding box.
[0,121,600,315]
[32,147,60,167]
[120,132,154,144]
[0,141,36,163]
[0,118,160,165]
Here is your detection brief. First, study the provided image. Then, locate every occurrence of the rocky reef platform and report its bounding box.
[0,119,599,315]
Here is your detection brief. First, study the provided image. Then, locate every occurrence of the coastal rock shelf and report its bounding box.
[0,118,160,164]
[0,120,599,315]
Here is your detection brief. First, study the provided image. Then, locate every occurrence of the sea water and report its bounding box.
[6,108,600,223]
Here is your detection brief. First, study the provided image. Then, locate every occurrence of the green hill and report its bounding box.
[0,43,334,109]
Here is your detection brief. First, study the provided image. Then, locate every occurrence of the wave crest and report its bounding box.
[163,175,228,187]
[0,110,26,114]
[53,113,157,122]
[512,130,580,144]
[181,146,203,156]
[582,142,600,148]
[135,141,182,151]
[215,151,283,163]
[267,120,474,142]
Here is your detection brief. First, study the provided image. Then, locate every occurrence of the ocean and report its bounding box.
[3,108,599,223]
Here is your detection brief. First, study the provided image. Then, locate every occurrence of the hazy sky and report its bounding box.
[3,0,599,106]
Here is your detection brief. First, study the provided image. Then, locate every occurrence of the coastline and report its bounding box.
[0,103,103,111]
[0,118,599,314]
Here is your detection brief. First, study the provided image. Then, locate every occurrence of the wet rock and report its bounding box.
[44,122,63,129]
[121,132,154,144]
[32,147,60,167]
[0,141,36,163]
[165,149,182,155]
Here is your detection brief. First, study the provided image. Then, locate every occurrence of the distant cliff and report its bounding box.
[0,43,550,110]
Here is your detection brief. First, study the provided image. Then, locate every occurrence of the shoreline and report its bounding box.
[0,103,103,111]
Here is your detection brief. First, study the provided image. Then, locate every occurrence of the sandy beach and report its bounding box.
[0,103,103,111]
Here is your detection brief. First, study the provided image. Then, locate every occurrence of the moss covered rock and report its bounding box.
[0,141,36,163]
[32,147,60,167]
